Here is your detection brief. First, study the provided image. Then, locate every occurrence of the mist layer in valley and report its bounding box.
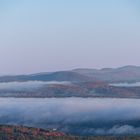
[1,80,140,98]
[0,98,140,136]
[0,81,71,91]
[110,82,140,87]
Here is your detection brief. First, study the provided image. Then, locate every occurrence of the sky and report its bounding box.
[0,0,140,74]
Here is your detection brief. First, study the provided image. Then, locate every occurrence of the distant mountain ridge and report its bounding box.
[0,66,140,98]
[1,65,140,83]
[0,71,93,82]
[73,65,140,83]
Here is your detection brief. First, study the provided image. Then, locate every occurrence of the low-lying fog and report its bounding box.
[0,81,71,91]
[110,82,140,87]
[0,98,140,135]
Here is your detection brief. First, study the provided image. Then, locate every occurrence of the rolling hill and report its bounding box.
[0,66,140,98]
[1,65,140,83]
[73,65,140,83]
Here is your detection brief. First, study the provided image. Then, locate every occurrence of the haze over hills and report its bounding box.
[73,65,140,83]
[0,66,139,98]
[0,65,140,83]
[0,71,93,83]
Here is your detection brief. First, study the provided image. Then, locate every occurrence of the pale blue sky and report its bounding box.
[0,0,140,74]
